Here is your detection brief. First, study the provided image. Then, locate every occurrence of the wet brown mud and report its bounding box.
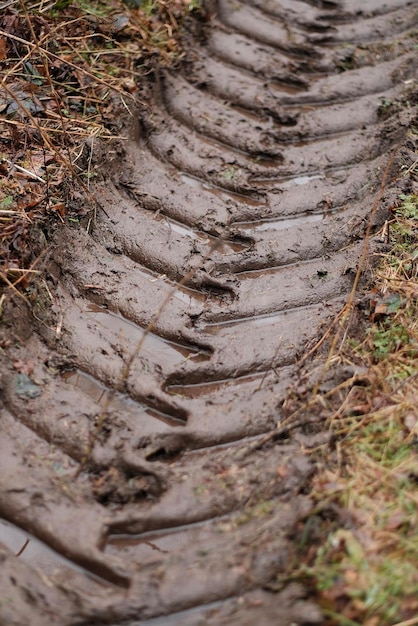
[0,0,417,624]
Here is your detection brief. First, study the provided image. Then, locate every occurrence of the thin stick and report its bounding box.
[3,158,46,183]
[237,150,399,456]
[0,28,139,103]
[0,271,30,303]
[310,148,398,397]
[75,236,227,476]
[392,617,418,626]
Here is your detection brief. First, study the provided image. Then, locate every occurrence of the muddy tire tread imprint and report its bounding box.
[0,1,417,624]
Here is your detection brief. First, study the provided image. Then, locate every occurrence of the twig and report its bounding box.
[0,271,30,303]
[392,617,418,626]
[235,150,399,458]
[0,27,139,103]
[310,148,398,397]
[3,157,46,183]
[233,417,307,460]
[75,235,227,476]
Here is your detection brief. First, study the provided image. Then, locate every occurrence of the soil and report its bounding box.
[0,1,417,624]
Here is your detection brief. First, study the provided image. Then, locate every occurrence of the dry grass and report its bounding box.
[0,0,199,294]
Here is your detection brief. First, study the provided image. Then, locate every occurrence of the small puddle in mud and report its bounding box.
[201,301,328,333]
[269,78,312,96]
[280,173,325,187]
[249,169,335,187]
[86,303,210,367]
[133,599,228,626]
[105,515,230,561]
[236,255,321,278]
[62,369,186,429]
[156,214,210,242]
[0,518,108,586]
[168,371,264,398]
[291,129,355,147]
[227,177,345,232]
[156,211,249,254]
[234,212,324,233]
[230,102,275,123]
[170,286,208,306]
[186,127,283,168]
[180,172,268,207]
[148,276,210,307]
[118,260,208,307]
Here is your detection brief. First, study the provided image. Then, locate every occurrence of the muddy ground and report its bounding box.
[0,0,417,624]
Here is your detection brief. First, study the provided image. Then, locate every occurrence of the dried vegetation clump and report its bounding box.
[0,0,200,293]
[290,128,418,625]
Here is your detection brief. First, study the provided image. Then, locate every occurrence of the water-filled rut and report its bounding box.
[0,1,417,624]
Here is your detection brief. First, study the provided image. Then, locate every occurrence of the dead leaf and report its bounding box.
[277,464,288,478]
[0,38,7,62]
[344,568,359,584]
[49,202,66,219]
[371,292,402,320]
[404,412,417,434]
[386,511,408,531]
[13,359,35,375]
[335,529,366,565]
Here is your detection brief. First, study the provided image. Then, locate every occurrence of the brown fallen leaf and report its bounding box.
[404,412,417,434]
[13,359,35,375]
[277,464,288,478]
[0,37,7,61]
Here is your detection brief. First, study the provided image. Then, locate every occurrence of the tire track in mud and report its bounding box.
[0,1,417,624]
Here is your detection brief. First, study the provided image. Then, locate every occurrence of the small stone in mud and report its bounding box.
[15,373,41,400]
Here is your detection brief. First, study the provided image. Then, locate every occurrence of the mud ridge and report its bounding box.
[1,1,417,624]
